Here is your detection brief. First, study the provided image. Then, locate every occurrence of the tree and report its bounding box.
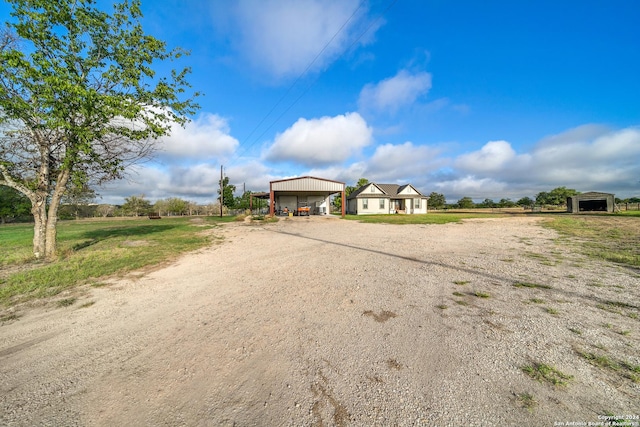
[427,192,446,209]
[218,177,236,208]
[334,186,354,211]
[497,198,516,208]
[516,197,534,207]
[0,0,199,259]
[187,201,200,216]
[535,187,579,206]
[335,179,368,211]
[0,185,31,223]
[457,197,474,209]
[166,197,187,216]
[356,178,369,188]
[478,198,495,208]
[153,199,168,217]
[61,183,96,219]
[122,195,151,217]
[234,191,252,210]
[95,204,114,218]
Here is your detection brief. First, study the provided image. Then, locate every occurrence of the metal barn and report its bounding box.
[567,192,615,213]
[269,176,345,217]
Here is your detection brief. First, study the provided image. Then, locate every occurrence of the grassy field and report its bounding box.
[0,216,233,305]
[343,212,508,224]
[543,211,640,268]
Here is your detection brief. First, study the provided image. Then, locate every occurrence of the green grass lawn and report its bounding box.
[544,213,640,267]
[343,212,507,224]
[0,217,230,305]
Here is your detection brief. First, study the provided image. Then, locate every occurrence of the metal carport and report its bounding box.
[269,176,345,217]
[567,192,615,213]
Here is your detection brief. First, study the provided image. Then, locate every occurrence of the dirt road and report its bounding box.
[1,216,638,426]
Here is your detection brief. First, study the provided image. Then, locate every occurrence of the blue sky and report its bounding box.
[3,0,640,203]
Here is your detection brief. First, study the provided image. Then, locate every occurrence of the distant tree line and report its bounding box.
[450,187,576,209]
[0,174,270,223]
[448,187,640,209]
[3,182,638,224]
[0,188,224,223]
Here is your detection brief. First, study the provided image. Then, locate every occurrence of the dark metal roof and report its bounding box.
[347,183,427,200]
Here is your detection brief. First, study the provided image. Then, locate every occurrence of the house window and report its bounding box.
[379,199,385,209]
[370,186,375,192]
[362,199,368,209]
[415,198,420,209]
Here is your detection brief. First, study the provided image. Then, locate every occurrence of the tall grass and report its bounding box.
[544,215,640,267]
[0,217,226,305]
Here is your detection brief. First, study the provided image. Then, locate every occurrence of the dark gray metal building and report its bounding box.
[567,192,615,213]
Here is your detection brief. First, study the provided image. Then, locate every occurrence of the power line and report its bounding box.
[226,0,399,168]
[237,1,366,149]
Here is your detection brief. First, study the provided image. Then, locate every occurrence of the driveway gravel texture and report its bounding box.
[0,216,638,426]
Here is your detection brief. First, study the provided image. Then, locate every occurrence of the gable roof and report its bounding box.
[377,184,400,196]
[347,183,378,199]
[347,183,426,199]
[270,176,345,193]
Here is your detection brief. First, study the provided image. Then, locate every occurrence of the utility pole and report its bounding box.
[220,165,223,218]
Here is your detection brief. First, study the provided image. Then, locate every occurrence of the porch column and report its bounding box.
[269,185,275,216]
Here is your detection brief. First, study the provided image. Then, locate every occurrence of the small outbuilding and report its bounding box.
[269,176,345,217]
[567,192,615,213]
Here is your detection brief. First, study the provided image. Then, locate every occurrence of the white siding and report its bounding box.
[356,197,388,215]
[413,198,428,214]
[399,185,417,195]
[364,183,384,194]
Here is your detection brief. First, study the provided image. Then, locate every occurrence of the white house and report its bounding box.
[346,183,429,215]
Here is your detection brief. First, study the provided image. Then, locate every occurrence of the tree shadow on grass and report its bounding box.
[72,224,178,251]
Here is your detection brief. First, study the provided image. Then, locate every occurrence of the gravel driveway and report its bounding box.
[1,216,638,426]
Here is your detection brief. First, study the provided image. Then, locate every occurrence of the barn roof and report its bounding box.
[270,176,345,193]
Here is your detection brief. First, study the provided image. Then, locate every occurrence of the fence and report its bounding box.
[616,203,640,211]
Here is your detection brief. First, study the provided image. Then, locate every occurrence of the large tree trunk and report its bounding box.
[44,170,70,260]
[31,194,47,260]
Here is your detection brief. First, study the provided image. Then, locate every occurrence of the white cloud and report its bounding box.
[455,140,523,173]
[446,125,640,200]
[528,126,640,189]
[100,124,640,206]
[165,164,221,195]
[99,165,171,204]
[366,141,444,182]
[307,162,368,185]
[265,112,373,166]
[534,126,640,168]
[214,0,379,79]
[157,113,239,161]
[225,162,276,193]
[358,70,432,114]
[434,176,508,199]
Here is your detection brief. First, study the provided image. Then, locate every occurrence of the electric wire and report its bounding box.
[225,0,399,169]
